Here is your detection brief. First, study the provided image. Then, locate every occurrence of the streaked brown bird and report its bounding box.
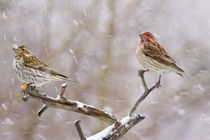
[136,32,186,83]
[13,45,77,88]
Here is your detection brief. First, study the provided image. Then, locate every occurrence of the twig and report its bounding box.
[22,85,118,125]
[38,104,48,117]
[138,70,149,90]
[74,120,86,140]
[59,83,68,98]
[129,70,160,116]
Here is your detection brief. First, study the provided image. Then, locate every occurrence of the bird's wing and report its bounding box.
[24,61,68,79]
[143,42,176,65]
[23,55,48,68]
[23,56,78,82]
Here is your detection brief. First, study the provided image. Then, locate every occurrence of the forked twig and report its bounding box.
[21,84,118,124]
[129,70,160,116]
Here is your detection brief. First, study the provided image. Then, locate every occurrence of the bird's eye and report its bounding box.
[21,48,25,51]
[147,34,151,37]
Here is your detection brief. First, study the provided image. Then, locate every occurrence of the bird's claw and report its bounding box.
[138,70,149,77]
[156,75,161,88]
[27,83,36,90]
[22,93,30,102]
[156,81,161,88]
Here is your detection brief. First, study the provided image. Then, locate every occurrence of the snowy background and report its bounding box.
[0,0,210,140]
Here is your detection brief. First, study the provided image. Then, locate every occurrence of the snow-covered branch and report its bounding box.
[21,84,118,125]
[87,115,144,140]
[21,70,158,140]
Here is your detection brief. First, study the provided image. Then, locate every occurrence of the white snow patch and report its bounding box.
[87,124,114,140]
[11,78,15,85]
[1,103,7,111]
[153,33,160,38]
[173,95,180,102]
[104,106,113,113]
[13,37,17,42]
[69,48,78,63]
[120,115,131,125]
[73,19,79,26]
[101,64,108,70]
[85,60,90,69]
[2,12,8,19]
[56,113,63,119]
[1,118,14,125]
[197,84,204,92]
[87,116,131,140]
[61,83,68,87]
[37,134,47,140]
[150,101,159,104]
[38,124,49,129]
[83,9,88,16]
[76,101,85,108]
[3,34,7,40]
[65,121,74,124]
[199,113,210,124]
[2,61,6,64]
[177,109,186,116]
[0,131,12,136]
[14,114,21,118]
[79,20,85,26]
[12,44,18,49]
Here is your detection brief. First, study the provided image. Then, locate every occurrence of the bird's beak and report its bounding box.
[139,34,145,40]
[12,46,18,53]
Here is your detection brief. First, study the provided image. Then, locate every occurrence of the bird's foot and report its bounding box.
[21,83,29,101]
[138,69,149,77]
[21,83,36,92]
[156,75,161,88]
[27,83,36,90]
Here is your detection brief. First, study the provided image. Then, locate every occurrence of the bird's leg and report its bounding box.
[27,83,36,90]
[156,75,161,88]
[21,83,28,91]
[21,83,35,94]
[21,83,29,101]
[138,69,149,77]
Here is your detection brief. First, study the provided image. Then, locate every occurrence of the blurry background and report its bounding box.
[0,0,210,139]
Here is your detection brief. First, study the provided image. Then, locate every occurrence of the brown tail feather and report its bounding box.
[51,71,78,83]
[172,64,185,77]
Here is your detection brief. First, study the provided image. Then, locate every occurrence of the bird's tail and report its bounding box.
[173,64,191,78]
[51,71,79,83]
[66,78,79,83]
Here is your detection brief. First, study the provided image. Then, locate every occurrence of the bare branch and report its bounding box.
[22,85,118,125]
[138,70,149,90]
[129,70,160,116]
[74,120,86,140]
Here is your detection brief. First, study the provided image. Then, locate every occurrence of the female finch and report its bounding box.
[136,32,185,83]
[13,45,77,88]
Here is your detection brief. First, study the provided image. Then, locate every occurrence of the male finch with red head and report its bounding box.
[136,32,185,83]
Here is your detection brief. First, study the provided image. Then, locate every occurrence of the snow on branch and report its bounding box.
[87,115,144,140]
[21,70,159,139]
[21,84,118,125]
